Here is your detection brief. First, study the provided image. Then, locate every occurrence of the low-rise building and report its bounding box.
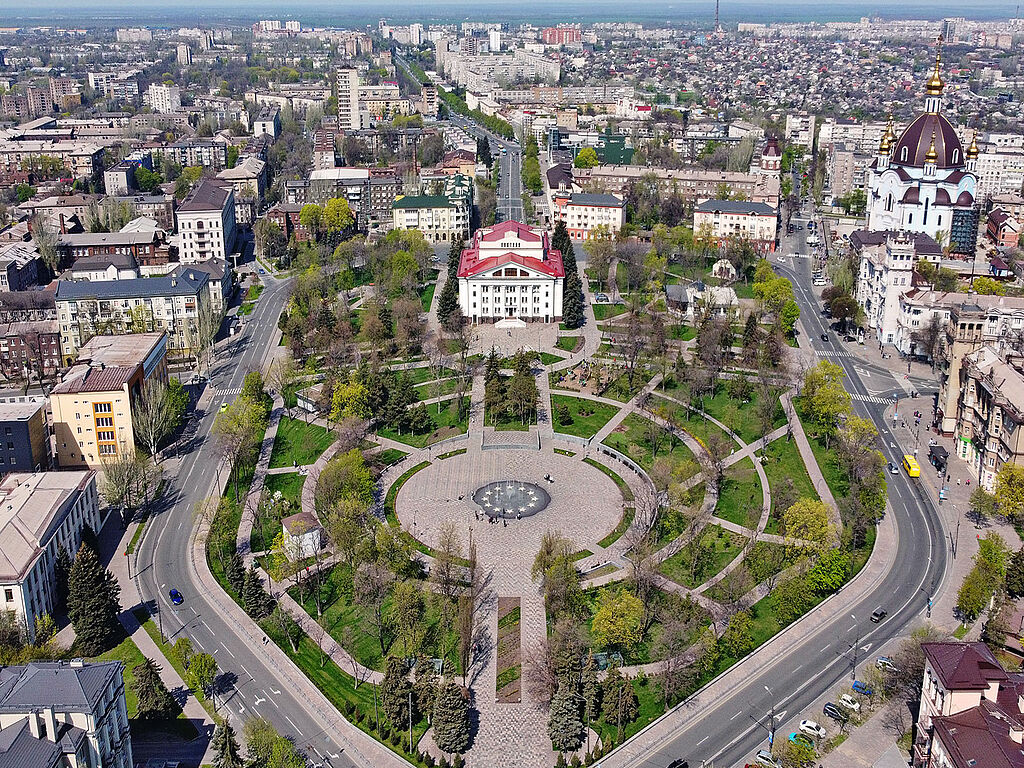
[0,320,61,381]
[392,193,469,244]
[252,106,281,138]
[0,658,132,768]
[0,472,99,642]
[177,179,237,263]
[988,208,1021,248]
[55,231,161,265]
[0,400,49,474]
[49,333,167,467]
[693,200,778,253]
[65,253,141,282]
[457,220,564,324]
[170,257,231,315]
[551,192,625,241]
[281,510,323,560]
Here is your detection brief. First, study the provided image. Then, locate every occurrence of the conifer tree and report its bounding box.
[225,552,244,596]
[242,567,272,620]
[211,721,243,768]
[432,680,471,754]
[548,681,584,753]
[132,658,182,720]
[67,543,121,655]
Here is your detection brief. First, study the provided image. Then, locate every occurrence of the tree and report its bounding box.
[548,682,584,753]
[242,567,273,620]
[381,655,415,727]
[186,652,218,699]
[211,721,243,768]
[957,566,991,623]
[101,447,153,520]
[801,360,851,444]
[133,377,174,462]
[779,298,800,336]
[601,666,639,736]
[782,498,832,543]
[31,214,59,275]
[299,203,323,240]
[132,658,182,720]
[996,464,1024,522]
[574,146,599,169]
[806,548,850,594]
[323,197,354,236]
[720,610,754,659]
[67,543,121,655]
[591,589,644,652]
[213,396,265,501]
[969,487,999,527]
[973,276,1006,296]
[433,681,471,754]
[1007,548,1024,599]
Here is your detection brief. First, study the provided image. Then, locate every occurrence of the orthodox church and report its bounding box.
[867,42,979,255]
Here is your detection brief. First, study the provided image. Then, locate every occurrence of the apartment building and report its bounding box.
[785,111,816,148]
[170,257,231,315]
[457,220,565,324]
[87,71,140,104]
[0,140,103,180]
[55,273,207,362]
[55,231,161,264]
[49,332,168,467]
[216,157,267,227]
[693,199,778,253]
[987,208,1021,248]
[252,105,281,138]
[0,242,42,291]
[551,192,626,240]
[336,67,361,131]
[392,194,469,244]
[855,231,932,345]
[145,83,181,113]
[0,658,132,768]
[574,165,781,207]
[0,320,61,380]
[153,140,228,171]
[177,179,237,263]
[0,400,49,474]
[0,472,99,642]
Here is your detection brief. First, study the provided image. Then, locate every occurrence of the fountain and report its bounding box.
[472,480,550,519]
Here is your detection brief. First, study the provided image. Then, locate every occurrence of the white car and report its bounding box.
[776,256,785,263]
[838,693,861,713]
[755,750,781,768]
[799,719,826,739]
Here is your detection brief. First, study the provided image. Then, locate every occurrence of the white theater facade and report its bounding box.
[457,220,565,324]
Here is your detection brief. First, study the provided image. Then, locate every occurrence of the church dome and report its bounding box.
[891,112,965,170]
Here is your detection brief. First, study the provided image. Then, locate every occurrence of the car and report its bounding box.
[220,402,229,412]
[870,607,888,623]
[888,462,899,474]
[876,656,899,673]
[796,225,803,230]
[820,333,829,342]
[430,254,440,263]
[169,588,183,606]
[823,702,848,723]
[776,255,785,263]
[191,374,207,384]
[258,268,266,275]
[799,720,826,739]
[789,733,814,748]
[852,680,874,696]
[838,693,861,712]
[755,749,780,768]
[667,761,689,768]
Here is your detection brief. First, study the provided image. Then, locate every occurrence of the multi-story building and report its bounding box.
[0,242,42,292]
[87,71,140,104]
[0,658,132,768]
[542,26,582,45]
[693,200,778,253]
[55,274,207,362]
[936,295,1024,435]
[177,179,237,263]
[112,193,176,234]
[55,231,161,265]
[116,26,152,42]
[0,140,103,181]
[336,67,361,131]
[574,165,781,208]
[50,332,168,467]
[913,642,1024,768]
[153,140,228,171]
[0,400,49,474]
[170,257,231,315]
[145,83,181,114]
[216,157,267,227]
[252,106,280,139]
[266,203,311,243]
[987,208,1021,248]
[551,192,626,240]
[827,142,872,202]
[392,193,469,244]
[456,220,565,324]
[0,471,99,641]
[177,42,193,66]
[785,111,816,149]
[48,77,81,111]
[0,321,61,380]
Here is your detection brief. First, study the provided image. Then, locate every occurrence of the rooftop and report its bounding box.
[0,660,120,713]
[55,231,157,248]
[177,178,233,214]
[69,332,165,369]
[0,400,44,423]
[393,194,455,209]
[0,472,94,582]
[923,642,1008,691]
[695,199,777,215]
[55,272,207,301]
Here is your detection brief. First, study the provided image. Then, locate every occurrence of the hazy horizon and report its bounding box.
[2,0,1021,27]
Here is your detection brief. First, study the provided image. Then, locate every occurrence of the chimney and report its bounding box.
[28,711,41,739]
[170,277,177,287]
[42,707,57,742]
[58,213,66,234]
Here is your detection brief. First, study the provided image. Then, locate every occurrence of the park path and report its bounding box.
[236,394,285,557]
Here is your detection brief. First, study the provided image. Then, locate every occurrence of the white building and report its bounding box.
[855,231,919,345]
[177,178,237,263]
[866,46,979,255]
[145,83,181,114]
[0,471,100,643]
[0,659,133,768]
[457,220,565,324]
[785,111,816,149]
[693,200,778,253]
[392,193,469,244]
[281,510,324,560]
[551,192,625,241]
[336,67,361,131]
[177,43,193,66]
[253,106,281,138]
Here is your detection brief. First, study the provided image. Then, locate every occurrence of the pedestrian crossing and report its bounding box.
[815,349,856,359]
[220,387,242,396]
[851,393,896,405]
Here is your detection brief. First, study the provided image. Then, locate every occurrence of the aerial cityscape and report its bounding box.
[1,5,1024,768]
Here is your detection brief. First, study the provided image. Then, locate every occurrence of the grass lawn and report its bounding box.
[598,507,634,548]
[705,541,802,602]
[602,368,652,402]
[95,633,147,717]
[245,284,264,302]
[653,483,705,548]
[371,448,408,467]
[251,472,305,552]
[413,378,458,401]
[539,352,565,366]
[698,385,785,446]
[761,436,820,534]
[655,395,738,448]
[583,458,634,501]
[378,397,470,448]
[418,281,436,312]
[659,524,747,589]
[399,365,456,386]
[793,398,850,500]
[593,676,666,746]
[668,324,697,341]
[269,417,336,469]
[601,413,695,472]
[715,457,763,529]
[556,336,581,353]
[593,303,627,321]
[265,471,304,508]
[551,394,620,438]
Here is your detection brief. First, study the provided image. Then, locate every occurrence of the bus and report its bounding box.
[902,455,921,477]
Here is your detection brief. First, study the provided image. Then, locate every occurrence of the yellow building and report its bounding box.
[49,333,167,468]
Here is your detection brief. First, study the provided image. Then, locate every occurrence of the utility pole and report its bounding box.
[408,690,413,754]
[764,685,776,748]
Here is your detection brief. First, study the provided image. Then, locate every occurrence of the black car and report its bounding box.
[667,761,689,768]
[870,607,888,623]
[820,333,829,342]
[823,702,848,723]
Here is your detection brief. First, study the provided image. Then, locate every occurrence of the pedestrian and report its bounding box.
[957,478,961,486]
[966,479,970,487]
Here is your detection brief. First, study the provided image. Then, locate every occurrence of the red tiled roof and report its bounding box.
[923,642,1008,690]
[458,249,564,279]
[51,365,136,394]
[478,220,542,243]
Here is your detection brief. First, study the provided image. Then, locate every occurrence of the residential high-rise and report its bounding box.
[336,67,360,131]
[146,83,181,113]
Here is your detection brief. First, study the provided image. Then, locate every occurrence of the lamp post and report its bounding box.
[849,614,860,683]
[764,685,776,748]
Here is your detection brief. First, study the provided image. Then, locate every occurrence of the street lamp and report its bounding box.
[764,685,776,748]
[849,614,859,682]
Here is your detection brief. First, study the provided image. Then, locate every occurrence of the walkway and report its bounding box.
[236,394,285,557]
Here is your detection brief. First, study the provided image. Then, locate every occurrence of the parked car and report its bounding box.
[871,607,888,623]
[789,733,814,748]
[755,750,781,768]
[169,588,184,606]
[852,680,874,696]
[799,720,826,739]
[667,760,689,768]
[220,402,229,412]
[876,656,899,673]
[823,702,848,723]
[838,694,861,713]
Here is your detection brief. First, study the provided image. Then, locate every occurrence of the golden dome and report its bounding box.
[925,130,938,163]
[966,132,979,160]
[925,38,944,97]
[878,116,896,154]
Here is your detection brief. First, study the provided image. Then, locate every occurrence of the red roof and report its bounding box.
[458,249,564,279]
[923,642,1007,691]
[477,220,543,243]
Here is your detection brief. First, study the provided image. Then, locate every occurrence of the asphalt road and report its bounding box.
[619,222,949,768]
[133,273,357,768]
[447,112,523,223]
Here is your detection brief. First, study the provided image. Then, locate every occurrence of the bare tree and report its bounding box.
[185,300,221,376]
[353,561,394,657]
[132,378,174,463]
[101,446,155,523]
[431,521,463,603]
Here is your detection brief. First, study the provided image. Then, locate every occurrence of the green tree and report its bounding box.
[972,276,1005,296]
[437,279,461,328]
[548,681,584,753]
[380,655,415,728]
[330,377,371,422]
[802,360,852,443]
[211,721,243,768]
[1006,547,1024,599]
[591,589,644,652]
[323,197,354,235]
[562,272,584,329]
[132,657,182,720]
[299,203,323,239]
[225,552,244,595]
[601,666,639,732]
[996,464,1024,522]
[806,548,850,594]
[782,498,832,542]
[779,298,800,336]
[720,610,754,658]
[134,166,163,192]
[432,680,471,754]
[574,146,599,169]
[242,567,273,620]
[186,652,217,699]
[67,543,122,655]
[957,566,991,623]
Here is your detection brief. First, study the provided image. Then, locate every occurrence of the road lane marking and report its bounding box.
[730,710,742,720]
[285,715,304,735]
[220,641,236,658]
[697,735,710,745]
[821,643,831,651]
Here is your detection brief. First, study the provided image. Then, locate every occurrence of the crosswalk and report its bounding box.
[220,387,242,397]
[815,349,857,359]
[851,393,896,405]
